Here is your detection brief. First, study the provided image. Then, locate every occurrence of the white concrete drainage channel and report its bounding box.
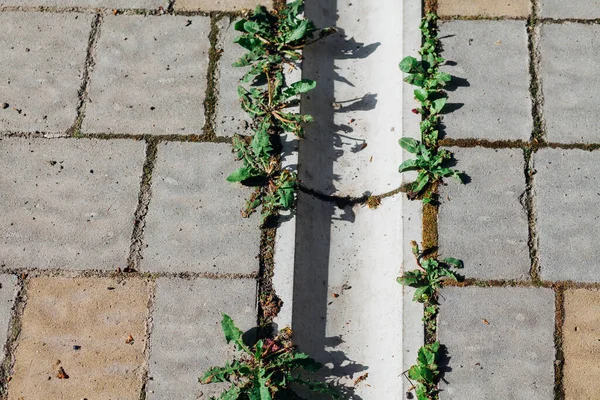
[272,0,424,398]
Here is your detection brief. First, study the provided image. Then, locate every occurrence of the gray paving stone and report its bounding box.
[146,277,257,400]
[0,137,145,270]
[438,147,530,280]
[215,17,252,138]
[540,0,600,19]
[83,15,210,135]
[0,275,18,357]
[141,142,260,274]
[540,24,600,143]
[174,0,268,11]
[534,148,600,282]
[439,21,531,141]
[0,12,92,134]
[0,0,166,7]
[438,287,555,399]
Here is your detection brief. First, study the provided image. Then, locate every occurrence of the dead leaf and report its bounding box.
[482,319,490,325]
[353,373,368,386]
[125,334,134,344]
[57,367,69,379]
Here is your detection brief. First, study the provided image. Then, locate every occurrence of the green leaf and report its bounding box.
[399,56,419,73]
[219,385,242,400]
[287,19,309,42]
[413,172,430,193]
[437,72,452,82]
[413,285,429,302]
[243,20,261,34]
[431,97,447,114]
[442,257,464,269]
[398,158,419,173]
[414,88,428,102]
[408,365,423,381]
[220,314,247,353]
[226,167,260,183]
[234,19,248,32]
[283,79,317,98]
[398,137,420,154]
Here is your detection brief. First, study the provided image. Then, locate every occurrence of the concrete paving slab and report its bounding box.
[214,17,253,138]
[540,0,600,19]
[293,192,404,399]
[540,24,600,143]
[534,148,600,282]
[8,277,150,400]
[438,147,530,280]
[141,142,260,274]
[0,0,166,7]
[174,0,269,11]
[563,289,600,399]
[146,277,256,400]
[0,12,92,134]
[439,21,532,141]
[299,0,403,196]
[438,0,531,17]
[438,287,555,399]
[0,137,145,270]
[0,275,18,359]
[83,15,210,135]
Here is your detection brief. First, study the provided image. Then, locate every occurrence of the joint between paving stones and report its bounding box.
[439,138,600,152]
[523,148,541,282]
[128,138,158,272]
[554,285,565,400]
[69,12,102,138]
[199,14,225,141]
[0,276,27,397]
[528,0,546,143]
[138,278,157,400]
[439,15,529,21]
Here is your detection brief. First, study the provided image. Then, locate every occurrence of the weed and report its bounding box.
[405,342,441,400]
[200,314,339,400]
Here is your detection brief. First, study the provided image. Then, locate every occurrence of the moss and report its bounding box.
[554,285,565,400]
[421,182,439,254]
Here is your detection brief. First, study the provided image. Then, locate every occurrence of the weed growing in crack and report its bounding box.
[227,1,335,224]
[200,314,340,400]
[398,13,463,202]
[403,341,441,400]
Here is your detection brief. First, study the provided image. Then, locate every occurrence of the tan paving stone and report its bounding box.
[563,289,600,399]
[8,277,150,400]
[438,0,531,17]
[174,0,270,11]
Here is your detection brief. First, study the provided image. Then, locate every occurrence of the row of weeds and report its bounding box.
[200,2,340,400]
[396,13,465,400]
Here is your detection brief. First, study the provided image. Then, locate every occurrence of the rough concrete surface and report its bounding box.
[83,15,210,135]
[535,148,600,282]
[141,142,260,274]
[439,20,532,141]
[174,0,269,11]
[0,275,18,362]
[438,0,531,17]
[540,0,600,19]
[0,0,166,7]
[563,289,600,399]
[215,17,253,138]
[146,278,257,400]
[8,277,150,400]
[540,23,600,143]
[0,12,92,134]
[438,147,530,280]
[0,138,145,270]
[438,287,555,399]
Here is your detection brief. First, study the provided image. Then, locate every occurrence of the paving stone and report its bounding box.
[0,275,18,358]
[563,289,600,398]
[439,0,531,17]
[141,142,260,274]
[146,277,256,400]
[534,149,600,282]
[175,0,269,11]
[438,287,555,399]
[540,24,600,143]
[215,17,252,138]
[8,277,150,399]
[439,21,531,141]
[438,148,530,280]
[83,15,210,135]
[540,0,600,19]
[0,138,145,270]
[0,0,166,7]
[0,12,92,134]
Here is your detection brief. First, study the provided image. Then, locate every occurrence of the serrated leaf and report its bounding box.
[221,314,244,349]
[398,137,420,154]
[219,385,242,400]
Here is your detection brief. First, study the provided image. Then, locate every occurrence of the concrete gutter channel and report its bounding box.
[273,0,423,398]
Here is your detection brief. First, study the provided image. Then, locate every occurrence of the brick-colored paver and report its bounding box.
[0,13,92,134]
[438,287,555,399]
[83,16,210,135]
[540,0,600,19]
[0,275,18,361]
[438,0,531,18]
[440,21,531,141]
[540,24,600,143]
[141,142,260,274]
[146,278,257,399]
[175,0,268,12]
[535,149,600,282]
[563,289,600,398]
[0,138,145,270]
[438,148,530,280]
[0,0,166,7]
[215,17,253,137]
[8,277,150,400]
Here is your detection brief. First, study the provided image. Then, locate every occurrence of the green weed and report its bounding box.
[405,342,441,400]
